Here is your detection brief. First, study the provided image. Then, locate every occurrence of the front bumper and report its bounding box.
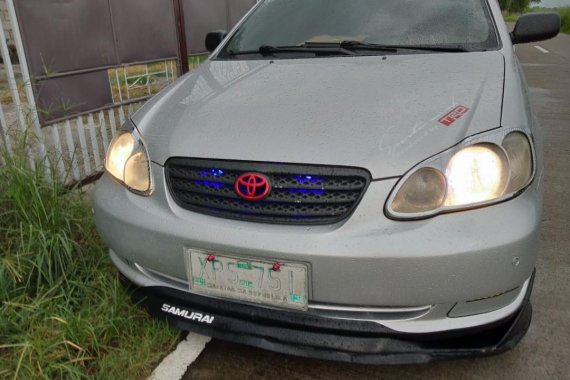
[95,162,541,363]
[94,166,542,309]
[120,270,534,364]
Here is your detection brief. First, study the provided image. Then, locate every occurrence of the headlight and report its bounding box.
[105,120,153,196]
[444,144,509,207]
[387,130,534,219]
[391,168,447,213]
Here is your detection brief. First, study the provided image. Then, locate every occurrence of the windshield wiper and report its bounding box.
[305,41,397,53]
[306,40,470,53]
[381,44,470,53]
[226,42,469,58]
[227,44,356,57]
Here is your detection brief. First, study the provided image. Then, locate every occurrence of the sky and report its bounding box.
[533,0,570,7]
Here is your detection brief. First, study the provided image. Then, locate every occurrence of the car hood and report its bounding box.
[133,52,505,179]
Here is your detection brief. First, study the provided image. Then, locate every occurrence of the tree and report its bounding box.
[499,0,541,13]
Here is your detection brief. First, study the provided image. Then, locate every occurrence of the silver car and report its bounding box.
[94,0,561,364]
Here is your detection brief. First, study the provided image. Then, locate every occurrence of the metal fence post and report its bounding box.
[0,11,33,165]
[0,100,12,156]
[173,0,190,76]
[6,0,51,176]
[0,17,25,133]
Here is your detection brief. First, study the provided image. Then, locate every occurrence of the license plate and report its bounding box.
[184,248,309,311]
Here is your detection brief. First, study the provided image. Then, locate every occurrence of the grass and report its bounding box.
[504,7,570,34]
[504,13,521,22]
[0,136,181,379]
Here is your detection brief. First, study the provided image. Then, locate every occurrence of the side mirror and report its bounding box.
[511,13,561,45]
[205,30,227,52]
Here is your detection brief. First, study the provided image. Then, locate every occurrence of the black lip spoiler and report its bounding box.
[121,271,534,365]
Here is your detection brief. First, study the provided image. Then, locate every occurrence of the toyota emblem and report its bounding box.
[235,173,271,201]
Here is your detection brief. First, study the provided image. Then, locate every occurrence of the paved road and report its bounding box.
[184,33,570,380]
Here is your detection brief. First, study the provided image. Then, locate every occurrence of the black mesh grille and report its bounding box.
[165,158,372,225]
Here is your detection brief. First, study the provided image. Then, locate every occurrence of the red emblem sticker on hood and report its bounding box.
[438,105,470,126]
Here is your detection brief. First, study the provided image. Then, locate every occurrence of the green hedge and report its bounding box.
[559,7,570,34]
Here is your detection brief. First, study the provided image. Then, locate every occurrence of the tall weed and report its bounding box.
[0,135,179,379]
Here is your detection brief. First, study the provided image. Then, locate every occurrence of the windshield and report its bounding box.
[219,0,499,58]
